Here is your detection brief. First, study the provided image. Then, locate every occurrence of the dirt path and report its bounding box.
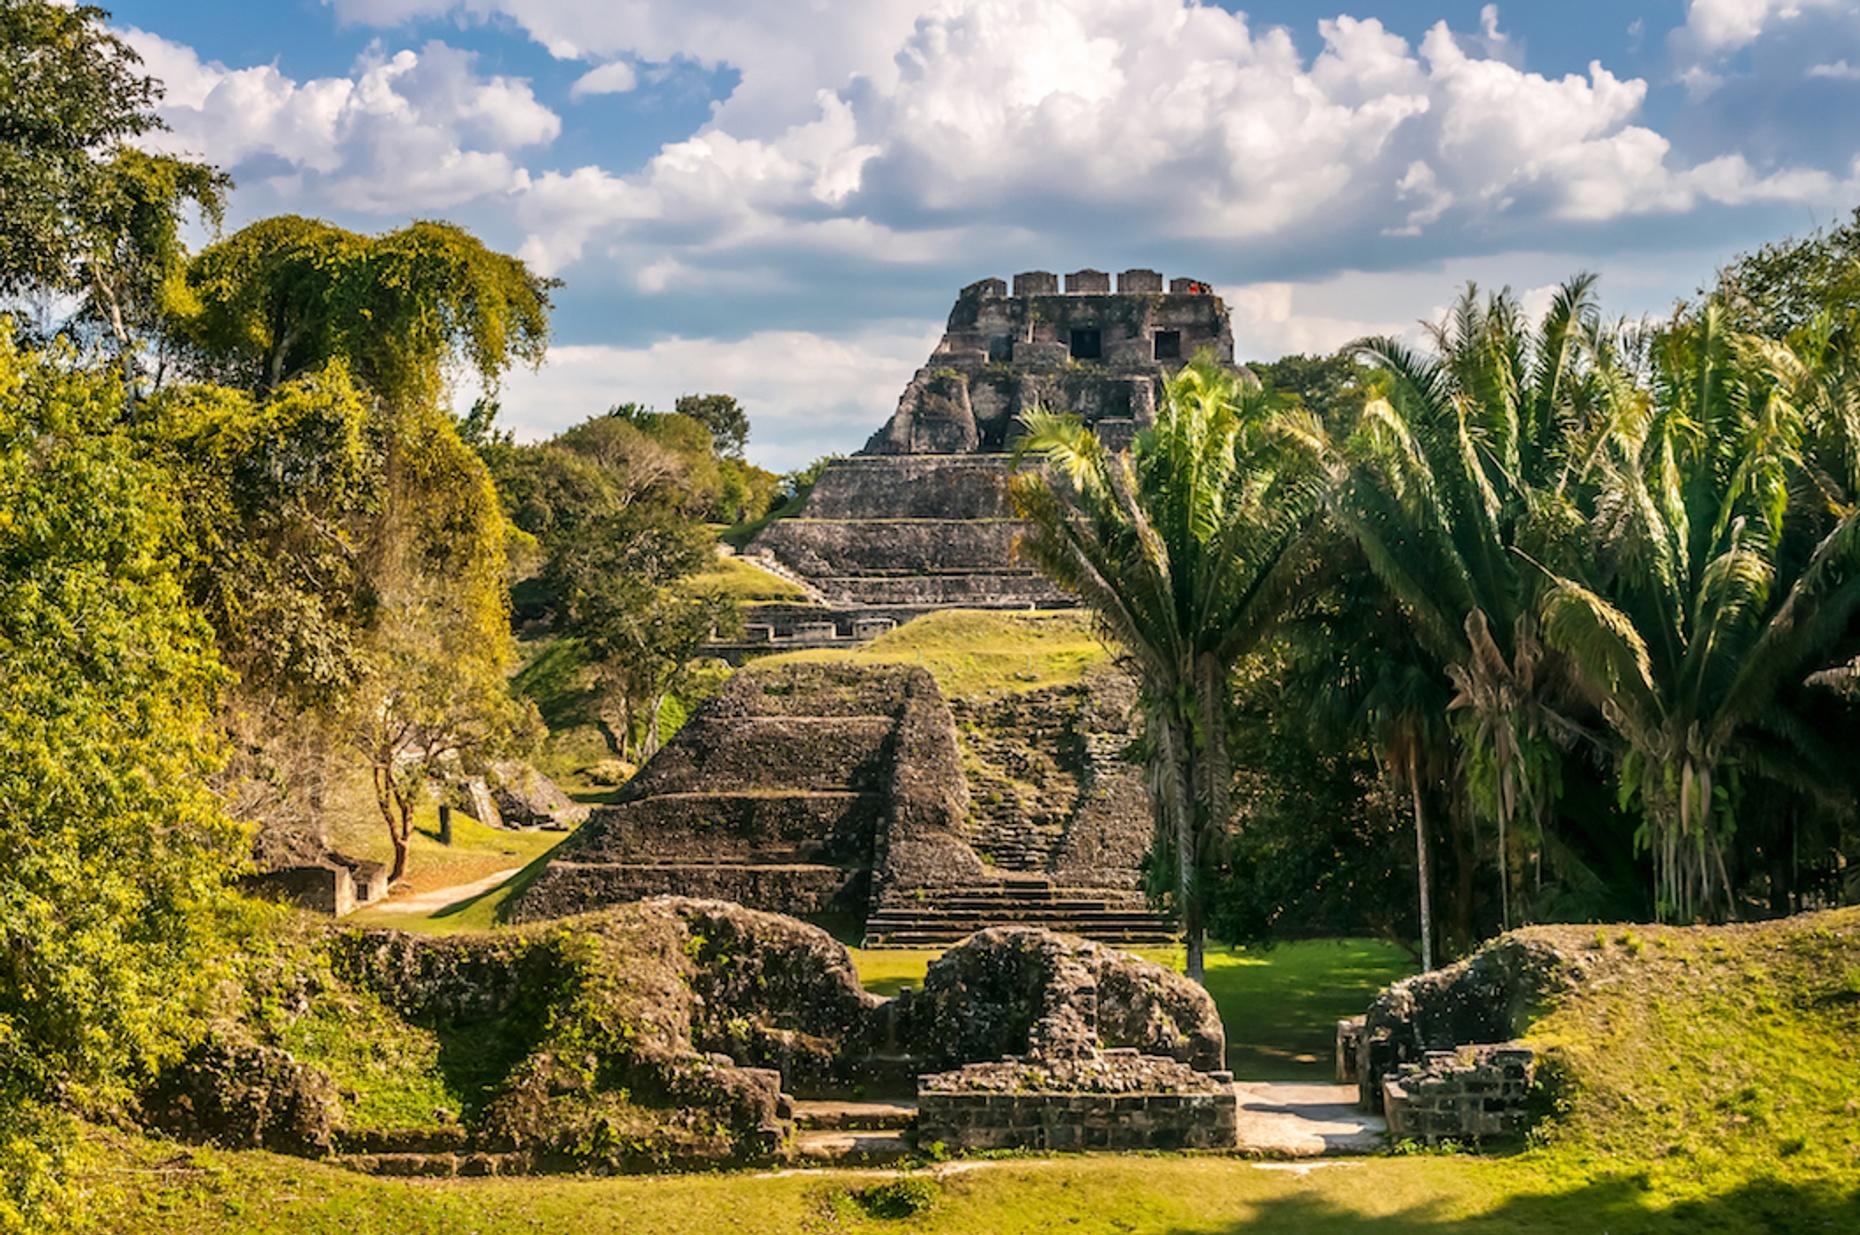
[365,867,521,915]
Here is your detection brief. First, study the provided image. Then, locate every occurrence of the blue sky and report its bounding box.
[114,0,1860,468]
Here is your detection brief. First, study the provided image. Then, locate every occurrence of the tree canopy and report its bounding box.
[174,215,555,407]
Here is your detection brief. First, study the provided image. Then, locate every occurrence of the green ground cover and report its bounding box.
[761,608,1111,701]
[321,786,566,898]
[684,552,811,601]
[78,1127,1859,1234]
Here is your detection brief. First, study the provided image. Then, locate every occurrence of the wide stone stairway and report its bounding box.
[862,877,1176,947]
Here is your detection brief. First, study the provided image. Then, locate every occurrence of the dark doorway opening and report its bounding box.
[988,334,1014,362]
[1153,329,1181,361]
[1069,328,1102,360]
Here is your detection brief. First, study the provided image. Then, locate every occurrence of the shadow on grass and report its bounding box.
[1169,1174,1860,1235]
[424,837,564,926]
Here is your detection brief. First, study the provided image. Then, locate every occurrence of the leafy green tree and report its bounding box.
[675,392,751,459]
[1255,351,1376,434]
[1535,305,1860,921]
[1713,205,1860,338]
[353,401,532,882]
[76,147,228,385]
[174,215,554,407]
[0,1,159,292]
[1013,359,1326,980]
[0,328,245,1223]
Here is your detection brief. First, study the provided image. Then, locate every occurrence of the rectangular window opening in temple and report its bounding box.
[1153,329,1181,361]
[1069,328,1102,360]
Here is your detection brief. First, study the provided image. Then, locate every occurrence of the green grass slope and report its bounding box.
[760,608,1110,702]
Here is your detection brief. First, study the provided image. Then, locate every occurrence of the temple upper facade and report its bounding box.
[862,269,1237,455]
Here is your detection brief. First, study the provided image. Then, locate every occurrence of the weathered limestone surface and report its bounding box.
[1343,931,1577,1144]
[511,660,1171,945]
[862,271,1237,456]
[1380,1044,1537,1144]
[147,909,1225,1173]
[509,663,983,925]
[1353,934,1572,1111]
[744,271,1246,616]
[916,1050,1238,1151]
[899,926,1224,1071]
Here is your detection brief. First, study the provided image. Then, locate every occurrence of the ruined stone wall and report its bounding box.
[1353,934,1571,1111]
[898,927,1223,1071]
[1380,1044,1537,1144]
[916,1052,1237,1152]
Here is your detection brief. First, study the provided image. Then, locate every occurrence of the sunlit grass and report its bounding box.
[762,608,1111,701]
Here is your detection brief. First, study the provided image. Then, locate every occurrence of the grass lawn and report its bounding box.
[80,1129,1859,1234]
[684,551,811,602]
[847,939,1416,1079]
[762,608,1111,701]
[322,785,566,899]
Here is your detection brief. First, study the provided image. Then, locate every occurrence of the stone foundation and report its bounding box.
[916,1051,1237,1151]
[1381,1045,1536,1143]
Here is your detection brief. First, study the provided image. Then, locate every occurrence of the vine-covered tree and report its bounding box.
[173,215,554,407]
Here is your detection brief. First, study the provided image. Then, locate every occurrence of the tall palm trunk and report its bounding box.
[1407,743,1434,972]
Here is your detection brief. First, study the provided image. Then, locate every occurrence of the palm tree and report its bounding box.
[1534,304,1860,920]
[1010,360,1326,980]
[1330,278,1614,929]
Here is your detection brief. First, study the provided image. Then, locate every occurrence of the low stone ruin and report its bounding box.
[1379,1044,1537,1143]
[917,1051,1236,1151]
[897,926,1224,1071]
[1340,932,1574,1143]
[903,927,1234,1152]
[141,904,1229,1173]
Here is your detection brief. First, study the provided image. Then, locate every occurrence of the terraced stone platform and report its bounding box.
[863,878,1175,947]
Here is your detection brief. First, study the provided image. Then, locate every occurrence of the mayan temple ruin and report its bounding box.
[733,268,1238,642]
[514,270,1240,945]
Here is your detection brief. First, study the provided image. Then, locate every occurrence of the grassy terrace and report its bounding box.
[761,608,1112,701]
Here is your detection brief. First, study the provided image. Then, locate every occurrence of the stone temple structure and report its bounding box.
[513,662,1174,946]
[518,270,1244,945]
[737,269,1236,644]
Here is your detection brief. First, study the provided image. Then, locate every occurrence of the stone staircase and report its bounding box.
[329,1127,533,1177]
[861,878,1176,948]
[788,1098,917,1164]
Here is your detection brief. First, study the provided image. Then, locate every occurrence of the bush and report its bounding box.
[853,1177,939,1219]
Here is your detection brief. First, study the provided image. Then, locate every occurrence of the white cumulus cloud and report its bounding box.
[125,29,559,213]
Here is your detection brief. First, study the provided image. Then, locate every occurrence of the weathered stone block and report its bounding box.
[1013,271,1059,296]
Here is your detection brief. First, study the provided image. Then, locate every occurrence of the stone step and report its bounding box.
[791,1099,917,1132]
[865,928,1179,948]
[332,1126,470,1155]
[787,1129,915,1165]
[333,1151,532,1178]
[863,896,1153,915]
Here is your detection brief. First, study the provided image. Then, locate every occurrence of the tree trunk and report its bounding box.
[390,790,415,884]
[372,763,410,884]
[1408,744,1434,972]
